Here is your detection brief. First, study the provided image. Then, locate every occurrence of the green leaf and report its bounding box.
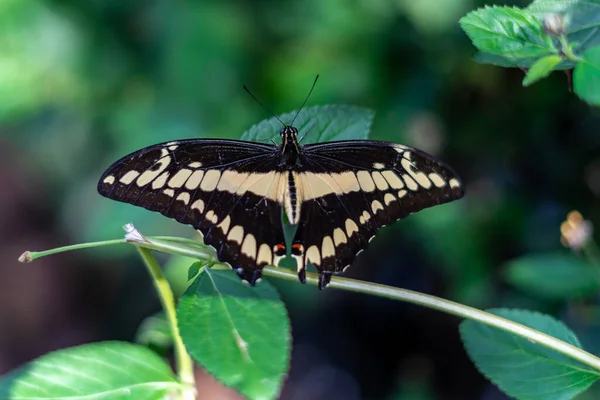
[504,252,600,300]
[473,51,574,69]
[460,308,600,400]
[528,0,600,54]
[135,313,173,350]
[178,268,291,400]
[240,104,374,144]
[0,341,181,400]
[188,261,204,281]
[523,55,564,85]
[460,6,555,59]
[574,46,600,105]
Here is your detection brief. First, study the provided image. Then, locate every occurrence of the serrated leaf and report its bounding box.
[528,0,600,55]
[523,55,564,85]
[460,308,600,400]
[177,268,291,400]
[460,6,555,59]
[504,252,600,300]
[0,341,180,400]
[240,104,374,144]
[574,45,600,105]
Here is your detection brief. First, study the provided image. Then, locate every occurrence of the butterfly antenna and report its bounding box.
[243,84,286,127]
[291,74,319,126]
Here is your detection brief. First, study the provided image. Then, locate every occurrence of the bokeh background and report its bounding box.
[2,0,600,399]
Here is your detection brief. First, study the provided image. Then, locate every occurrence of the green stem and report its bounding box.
[22,228,600,376]
[136,247,196,399]
[262,266,600,372]
[559,35,580,62]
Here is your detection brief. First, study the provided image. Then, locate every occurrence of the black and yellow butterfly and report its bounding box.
[98,89,464,289]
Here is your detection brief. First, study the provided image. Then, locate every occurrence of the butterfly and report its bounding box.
[98,83,464,289]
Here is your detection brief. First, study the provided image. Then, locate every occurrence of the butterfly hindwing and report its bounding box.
[98,139,287,284]
[292,140,464,288]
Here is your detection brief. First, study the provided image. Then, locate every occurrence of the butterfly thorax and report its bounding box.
[279,126,301,167]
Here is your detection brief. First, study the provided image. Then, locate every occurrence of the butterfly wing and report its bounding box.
[293,140,464,288]
[98,139,287,284]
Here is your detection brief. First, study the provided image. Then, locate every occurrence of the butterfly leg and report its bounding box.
[236,267,263,286]
[318,272,332,290]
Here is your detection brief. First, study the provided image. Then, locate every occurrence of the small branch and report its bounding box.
[19,239,126,262]
[262,267,600,372]
[135,245,196,400]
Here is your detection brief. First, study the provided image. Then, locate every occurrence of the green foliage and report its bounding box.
[459,6,554,59]
[574,46,600,104]
[178,268,291,400]
[460,0,600,105]
[240,105,374,144]
[0,342,182,400]
[523,55,564,86]
[460,309,600,400]
[504,253,600,301]
[135,313,173,350]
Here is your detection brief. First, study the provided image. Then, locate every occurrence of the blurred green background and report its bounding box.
[2,0,600,399]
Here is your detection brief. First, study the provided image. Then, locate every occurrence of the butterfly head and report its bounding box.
[280,126,299,145]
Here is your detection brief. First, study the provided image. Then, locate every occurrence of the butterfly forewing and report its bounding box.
[98,139,287,284]
[292,141,463,288]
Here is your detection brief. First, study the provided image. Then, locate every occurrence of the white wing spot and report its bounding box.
[120,170,140,184]
[306,245,321,266]
[217,216,231,235]
[371,200,384,214]
[449,178,461,188]
[257,244,273,265]
[152,172,170,189]
[398,190,408,198]
[402,174,419,191]
[384,193,396,205]
[191,199,205,213]
[333,228,347,246]
[163,188,175,197]
[168,145,178,151]
[381,170,404,189]
[357,171,376,192]
[429,173,447,188]
[103,175,115,185]
[205,210,218,224]
[185,170,205,190]
[321,236,335,258]
[176,192,190,205]
[373,162,385,169]
[227,226,244,245]
[188,161,203,169]
[137,156,171,186]
[241,234,257,259]
[345,219,359,237]
[200,170,221,191]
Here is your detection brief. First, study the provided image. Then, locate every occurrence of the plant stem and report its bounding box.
[262,266,600,373]
[136,247,196,399]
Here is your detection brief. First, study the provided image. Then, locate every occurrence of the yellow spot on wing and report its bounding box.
[429,173,446,188]
[185,170,205,190]
[345,219,359,237]
[371,200,384,214]
[176,192,191,205]
[306,245,321,266]
[333,228,347,246]
[120,170,140,184]
[321,236,335,258]
[357,171,375,192]
[241,234,257,259]
[168,169,193,188]
[163,188,175,197]
[152,172,170,189]
[402,174,418,191]
[227,226,244,245]
[103,175,115,185]
[384,193,396,205]
[257,244,272,265]
[217,216,231,235]
[371,171,389,191]
[449,178,461,188]
[191,199,205,213]
[381,170,404,189]
[200,170,221,191]
[137,156,171,186]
